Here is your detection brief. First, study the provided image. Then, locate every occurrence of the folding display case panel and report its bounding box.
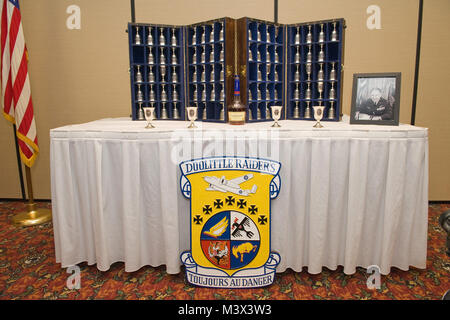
[238,18,286,122]
[186,18,235,122]
[128,23,186,120]
[286,19,345,121]
[127,17,345,123]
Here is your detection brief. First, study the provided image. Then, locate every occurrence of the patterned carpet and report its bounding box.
[0,201,448,300]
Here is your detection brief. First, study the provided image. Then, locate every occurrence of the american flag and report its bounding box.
[1,0,38,167]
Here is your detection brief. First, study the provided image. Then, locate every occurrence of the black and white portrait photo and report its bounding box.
[350,73,401,125]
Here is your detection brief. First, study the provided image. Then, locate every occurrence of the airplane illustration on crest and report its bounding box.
[203,174,257,196]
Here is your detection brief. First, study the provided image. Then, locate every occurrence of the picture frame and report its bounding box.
[350,72,401,126]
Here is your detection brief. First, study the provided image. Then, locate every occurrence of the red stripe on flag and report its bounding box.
[1,0,8,60]
[18,97,33,135]
[3,74,13,114]
[18,137,33,158]
[8,6,20,50]
[11,49,27,102]
[1,0,13,116]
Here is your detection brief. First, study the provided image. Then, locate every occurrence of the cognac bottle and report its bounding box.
[228,75,246,125]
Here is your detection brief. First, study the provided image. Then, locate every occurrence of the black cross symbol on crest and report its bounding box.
[214,199,223,209]
[225,196,235,206]
[202,205,212,215]
[248,205,258,215]
[193,215,203,225]
[258,215,267,225]
[237,199,247,209]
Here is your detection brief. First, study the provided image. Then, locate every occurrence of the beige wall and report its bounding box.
[0,0,448,200]
[415,0,450,200]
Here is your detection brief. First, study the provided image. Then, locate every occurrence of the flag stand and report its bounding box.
[12,165,52,227]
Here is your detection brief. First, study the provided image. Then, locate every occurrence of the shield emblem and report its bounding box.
[180,156,281,288]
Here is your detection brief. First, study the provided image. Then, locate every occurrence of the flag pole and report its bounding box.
[12,124,26,200]
[12,164,52,226]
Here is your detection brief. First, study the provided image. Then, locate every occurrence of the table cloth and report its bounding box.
[50,116,428,275]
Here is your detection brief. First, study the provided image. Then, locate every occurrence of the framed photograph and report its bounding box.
[350,73,401,125]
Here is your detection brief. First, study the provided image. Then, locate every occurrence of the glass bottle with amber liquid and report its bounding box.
[228,75,246,125]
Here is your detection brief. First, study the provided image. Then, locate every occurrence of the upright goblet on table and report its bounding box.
[187,105,198,128]
[143,106,156,129]
[271,105,282,127]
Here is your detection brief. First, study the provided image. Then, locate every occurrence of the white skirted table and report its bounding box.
[50,116,428,275]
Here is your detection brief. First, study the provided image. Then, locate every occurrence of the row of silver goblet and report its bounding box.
[191,24,224,45]
[191,84,224,102]
[148,48,179,65]
[191,65,224,83]
[248,46,281,63]
[191,46,224,64]
[251,85,281,101]
[293,22,339,45]
[135,64,182,83]
[135,26,179,46]
[291,44,326,64]
[248,24,282,43]
[248,103,274,121]
[145,84,180,102]
[291,62,337,82]
[253,63,281,82]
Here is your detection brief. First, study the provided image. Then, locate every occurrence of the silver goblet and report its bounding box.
[136,84,144,102]
[271,105,282,127]
[219,24,224,41]
[143,106,156,129]
[329,62,336,81]
[173,103,180,119]
[161,102,168,119]
[319,24,325,43]
[306,45,312,63]
[293,102,300,119]
[331,22,338,41]
[294,46,300,63]
[192,29,196,45]
[313,105,325,128]
[304,101,312,119]
[306,63,312,80]
[135,26,141,45]
[318,44,324,62]
[159,27,165,46]
[294,26,300,45]
[328,101,335,120]
[187,105,198,128]
[147,27,153,45]
[135,65,143,83]
[318,63,324,81]
[219,103,225,121]
[171,28,177,46]
[138,102,144,120]
[306,25,312,44]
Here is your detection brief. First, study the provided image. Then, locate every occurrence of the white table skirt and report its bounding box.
[50,116,428,275]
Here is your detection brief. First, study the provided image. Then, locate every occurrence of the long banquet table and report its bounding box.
[50,116,428,275]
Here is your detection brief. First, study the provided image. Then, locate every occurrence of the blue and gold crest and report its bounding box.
[180,156,281,288]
